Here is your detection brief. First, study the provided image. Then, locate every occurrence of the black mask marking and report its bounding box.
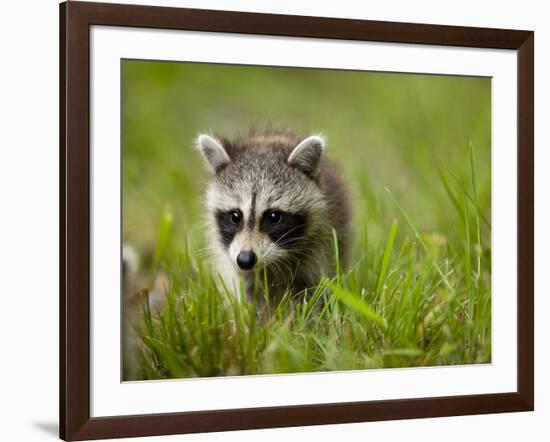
[260,210,306,248]
[215,209,242,248]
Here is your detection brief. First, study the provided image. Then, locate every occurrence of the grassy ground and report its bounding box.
[122,60,491,380]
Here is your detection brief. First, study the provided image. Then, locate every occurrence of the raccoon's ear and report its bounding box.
[196,134,231,173]
[287,135,325,178]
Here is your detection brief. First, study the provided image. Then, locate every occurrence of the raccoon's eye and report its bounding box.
[267,210,283,225]
[229,210,241,224]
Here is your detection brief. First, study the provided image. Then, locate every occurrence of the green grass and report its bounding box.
[121,60,491,380]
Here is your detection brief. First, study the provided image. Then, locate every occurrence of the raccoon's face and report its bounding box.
[197,132,327,272]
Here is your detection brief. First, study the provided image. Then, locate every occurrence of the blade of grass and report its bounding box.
[438,169,465,220]
[469,141,482,286]
[446,169,490,229]
[463,190,475,360]
[143,336,187,378]
[329,282,386,329]
[376,221,398,296]
[331,228,342,285]
[151,204,173,285]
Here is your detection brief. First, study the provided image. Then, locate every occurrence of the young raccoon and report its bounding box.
[197,128,351,306]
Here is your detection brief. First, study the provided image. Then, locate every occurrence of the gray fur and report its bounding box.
[198,127,351,307]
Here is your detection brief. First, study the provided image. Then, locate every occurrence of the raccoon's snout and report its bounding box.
[236,250,257,270]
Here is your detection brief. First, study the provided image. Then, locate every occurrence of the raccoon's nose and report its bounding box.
[236,250,257,270]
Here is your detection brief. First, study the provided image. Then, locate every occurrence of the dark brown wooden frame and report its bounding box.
[60,1,534,440]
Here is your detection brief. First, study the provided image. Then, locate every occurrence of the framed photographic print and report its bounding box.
[60,1,534,440]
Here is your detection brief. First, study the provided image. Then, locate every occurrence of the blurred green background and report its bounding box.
[122,60,491,253]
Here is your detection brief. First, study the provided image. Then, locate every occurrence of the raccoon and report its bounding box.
[197,128,351,306]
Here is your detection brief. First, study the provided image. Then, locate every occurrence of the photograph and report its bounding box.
[121,59,492,381]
